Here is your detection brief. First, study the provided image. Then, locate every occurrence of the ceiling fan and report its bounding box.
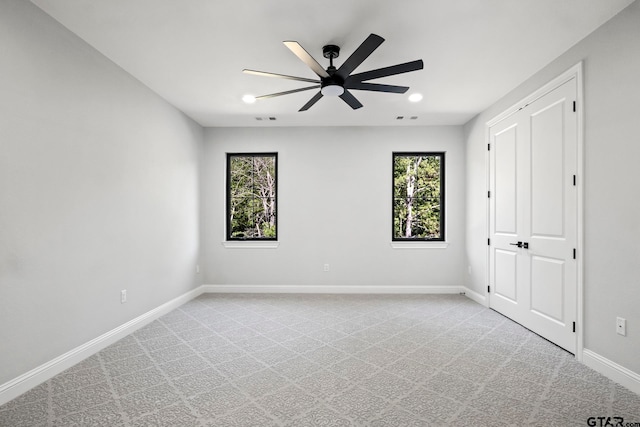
[243,33,424,111]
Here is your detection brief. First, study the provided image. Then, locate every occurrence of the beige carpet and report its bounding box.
[1,293,639,426]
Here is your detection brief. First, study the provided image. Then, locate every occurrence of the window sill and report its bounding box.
[222,241,279,249]
[390,241,449,249]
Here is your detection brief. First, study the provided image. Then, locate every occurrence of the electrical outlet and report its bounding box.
[121,289,127,304]
[616,317,626,336]
[323,264,330,272]
[196,264,200,274]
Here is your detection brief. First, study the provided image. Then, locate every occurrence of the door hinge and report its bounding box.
[488,285,491,293]
[573,248,576,259]
[573,175,576,186]
[488,191,491,198]
[573,101,576,112]
[487,143,491,151]
[573,322,576,333]
[487,238,491,246]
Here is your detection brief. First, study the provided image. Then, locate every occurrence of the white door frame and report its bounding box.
[485,62,584,361]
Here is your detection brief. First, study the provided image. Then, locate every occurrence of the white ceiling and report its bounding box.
[31,0,634,127]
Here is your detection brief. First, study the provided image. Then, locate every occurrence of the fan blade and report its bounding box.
[283,41,330,79]
[339,90,363,110]
[345,82,409,93]
[348,59,424,82]
[336,34,384,80]
[256,85,321,100]
[243,69,320,84]
[299,91,323,111]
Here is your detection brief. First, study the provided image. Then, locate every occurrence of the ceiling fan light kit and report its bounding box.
[243,33,424,111]
[321,85,345,96]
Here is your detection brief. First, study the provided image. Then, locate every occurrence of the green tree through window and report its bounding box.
[393,152,444,241]
[227,153,277,240]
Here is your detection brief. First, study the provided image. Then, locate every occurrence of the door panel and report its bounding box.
[531,101,565,237]
[530,255,565,322]
[489,112,527,320]
[495,249,518,302]
[489,108,529,317]
[494,126,518,234]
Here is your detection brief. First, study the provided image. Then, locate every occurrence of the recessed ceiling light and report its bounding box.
[408,93,423,103]
[242,94,256,104]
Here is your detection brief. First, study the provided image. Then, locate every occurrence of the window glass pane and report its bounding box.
[227,153,277,240]
[392,152,444,241]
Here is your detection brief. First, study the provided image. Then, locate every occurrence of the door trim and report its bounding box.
[485,62,584,361]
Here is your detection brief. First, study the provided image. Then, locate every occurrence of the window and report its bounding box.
[226,153,277,240]
[392,152,444,241]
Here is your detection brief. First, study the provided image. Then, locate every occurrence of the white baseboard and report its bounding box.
[0,285,205,406]
[0,283,490,406]
[583,349,640,395]
[202,284,466,294]
[461,286,487,306]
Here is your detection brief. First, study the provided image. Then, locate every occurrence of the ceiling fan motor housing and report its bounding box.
[321,44,345,95]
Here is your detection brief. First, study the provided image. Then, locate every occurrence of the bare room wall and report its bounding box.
[201,126,466,290]
[0,1,202,386]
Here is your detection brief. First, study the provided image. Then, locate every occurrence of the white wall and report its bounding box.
[0,1,202,385]
[202,126,466,289]
[465,1,640,373]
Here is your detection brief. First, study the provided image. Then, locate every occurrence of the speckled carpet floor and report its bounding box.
[1,293,639,426]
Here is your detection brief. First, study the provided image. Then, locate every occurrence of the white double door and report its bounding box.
[489,77,578,353]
